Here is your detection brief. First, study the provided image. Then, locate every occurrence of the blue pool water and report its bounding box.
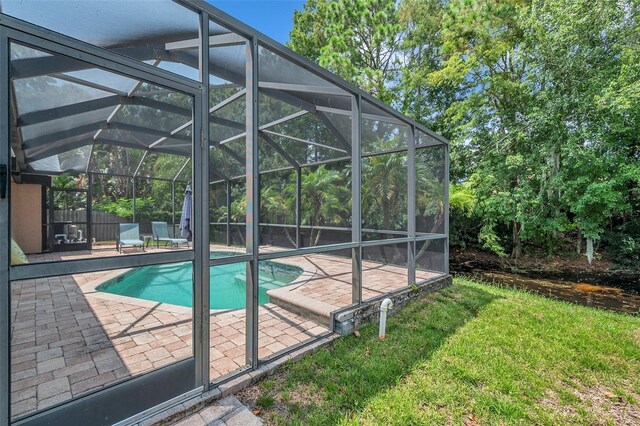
[96,251,302,310]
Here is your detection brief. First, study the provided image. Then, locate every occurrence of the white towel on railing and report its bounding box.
[180,185,192,240]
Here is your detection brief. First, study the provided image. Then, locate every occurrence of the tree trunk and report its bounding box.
[283,227,296,247]
[383,200,391,232]
[414,212,445,260]
[236,228,245,246]
[586,237,594,264]
[576,228,582,254]
[511,220,522,259]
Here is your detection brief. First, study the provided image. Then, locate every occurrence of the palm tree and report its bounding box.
[361,152,408,232]
[215,184,246,245]
[260,184,296,246]
[286,165,350,246]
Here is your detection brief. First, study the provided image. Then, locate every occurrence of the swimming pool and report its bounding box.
[96,251,303,310]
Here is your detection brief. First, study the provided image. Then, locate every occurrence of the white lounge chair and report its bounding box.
[152,221,190,249]
[118,223,145,253]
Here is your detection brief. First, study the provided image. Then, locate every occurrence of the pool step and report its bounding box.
[266,287,335,327]
[259,283,285,291]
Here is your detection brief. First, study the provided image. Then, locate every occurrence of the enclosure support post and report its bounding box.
[171,181,176,237]
[132,178,136,223]
[48,183,54,251]
[226,179,231,246]
[87,173,93,251]
[245,37,260,369]
[444,143,450,274]
[407,125,416,286]
[194,12,211,390]
[295,167,301,248]
[0,30,11,426]
[351,94,362,305]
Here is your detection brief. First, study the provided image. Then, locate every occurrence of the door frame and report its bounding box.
[0,16,209,425]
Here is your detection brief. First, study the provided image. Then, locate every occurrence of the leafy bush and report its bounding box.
[604,220,640,269]
[93,197,171,222]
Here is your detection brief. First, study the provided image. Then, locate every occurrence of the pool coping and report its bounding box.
[78,257,318,316]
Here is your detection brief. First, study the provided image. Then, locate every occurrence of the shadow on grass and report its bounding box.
[241,283,501,425]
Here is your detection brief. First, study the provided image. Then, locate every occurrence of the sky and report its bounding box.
[209,0,306,44]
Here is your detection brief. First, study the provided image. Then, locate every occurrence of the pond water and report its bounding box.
[462,271,640,315]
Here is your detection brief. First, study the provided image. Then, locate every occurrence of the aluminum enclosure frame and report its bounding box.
[0,1,449,425]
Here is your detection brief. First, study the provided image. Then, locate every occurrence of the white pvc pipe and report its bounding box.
[379,298,394,340]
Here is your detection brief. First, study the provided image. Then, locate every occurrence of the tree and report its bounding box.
[362,152,407,232]
[521,0,639,258]
[428,0,534,258]
[287,165,350,246]
[397,0,457,138]
[288,0,640,265]
[289,0,403,103]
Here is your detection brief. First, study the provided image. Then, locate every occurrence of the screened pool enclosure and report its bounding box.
[0,1,449,425]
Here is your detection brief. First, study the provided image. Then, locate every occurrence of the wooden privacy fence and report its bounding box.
[54,210,180,242]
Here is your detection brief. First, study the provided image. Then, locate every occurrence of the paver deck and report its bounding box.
[11,245,441,419]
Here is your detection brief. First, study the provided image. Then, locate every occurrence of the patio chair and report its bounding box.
[118,223,145,253]
[151,221,190,249]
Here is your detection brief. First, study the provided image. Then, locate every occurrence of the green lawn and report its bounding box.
[240,278,640,425]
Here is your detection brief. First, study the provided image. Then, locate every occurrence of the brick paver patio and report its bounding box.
[10,245,440,419]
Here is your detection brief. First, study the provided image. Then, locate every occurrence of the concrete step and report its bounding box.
[171,396,262,426]
[266,287,336,327]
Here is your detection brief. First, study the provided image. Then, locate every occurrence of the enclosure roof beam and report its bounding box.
[258,110,308,131]
[18,94,191,127]
[107,121,191,140]
[259,132,299,168]
[315,111,351,151]
[259,88,317,113]
[52,74,128,96]
[208,132,246,169]
[210,88,246,113]
[149,121,192,149]
[11,44,246,87]
[218,144,244,165]
[23,122,103,150]
[212,169,229,182]
[216,132,245,145]
[181,0,445,142]
[92,139,189,156]
[26,140,90,162]
[210,167,228,182]
[26,136,188,164]
[85,144,94,174]
[316,105,406,126]
[257,89,349,150]
[210,116,244,131]
[18,96,120,127]
[149,89,245,149]
[10,46,157,79]
[173,158,191,182]
[24,131,96,159]
[234,151,354,176]
[124,96,192,116]
[23,119,190,152]
[258,81,347,96]
[165,33,246,51]
[92,62,155,142]
[261,130,347,153]
[133,151,148,178]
